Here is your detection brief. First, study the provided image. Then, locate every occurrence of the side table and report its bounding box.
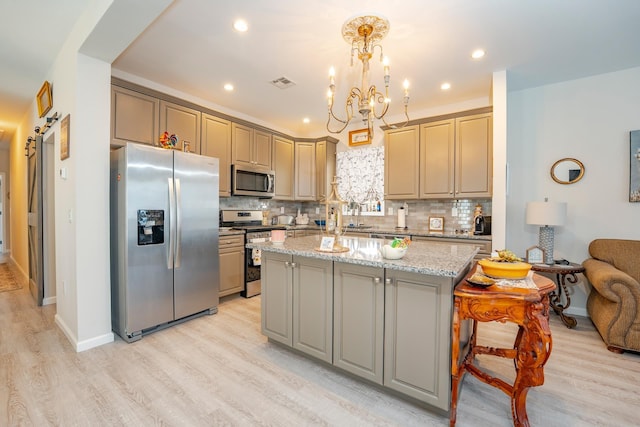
[530,262,585,328]
[450,269,555,427]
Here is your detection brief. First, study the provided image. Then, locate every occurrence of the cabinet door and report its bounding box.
[261,252,293,346]
[420,119,455,198]
[333,262,385,384]
[294,141,316,200]
[316,140,336,201]
[218,236,244,297]
[159,101,201,153]
[292,256,333,363]
[384,270,453,410]
[384,125,420,200]
[201,114,232,196]
[232,123,254,167]
[254,129,272,169]
[111,86,159,147]
[272,136,295,200]
[455,113,492,198]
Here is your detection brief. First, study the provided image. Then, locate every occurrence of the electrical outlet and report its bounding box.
[452,207,458,217]
[388,207,394,215]
[62,280,66,295]
[315,207,320,214]
[280,207,285,214]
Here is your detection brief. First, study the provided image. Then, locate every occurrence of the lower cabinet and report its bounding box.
[384,270,453,411]
[261,252,333,362]
[333,262,385,385]
[218,235,245,297]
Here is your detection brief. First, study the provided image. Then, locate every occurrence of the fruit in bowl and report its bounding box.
[478,249,531,279]
[380,244,408,260]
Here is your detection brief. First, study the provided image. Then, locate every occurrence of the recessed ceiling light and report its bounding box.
[233,19,248,32]
[223,83,234,91]
[471,49,485,59]
[303,118,310,124]
[441,82,451,90]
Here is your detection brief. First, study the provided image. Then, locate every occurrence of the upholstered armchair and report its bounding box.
[583,239,640,353]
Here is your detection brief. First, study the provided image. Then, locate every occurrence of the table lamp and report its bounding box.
[526,199,567,265]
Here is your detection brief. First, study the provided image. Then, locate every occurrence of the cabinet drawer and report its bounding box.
[220,235,245,247]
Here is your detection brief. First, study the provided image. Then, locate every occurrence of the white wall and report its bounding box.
[506,66,640,316]
[4,0,173,351]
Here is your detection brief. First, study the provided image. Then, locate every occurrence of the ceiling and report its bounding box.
[3,0,640,145]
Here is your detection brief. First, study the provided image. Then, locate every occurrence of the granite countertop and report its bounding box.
[247,235,477,277]
[287,224,490,241]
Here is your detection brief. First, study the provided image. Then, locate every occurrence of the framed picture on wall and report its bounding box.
[36,81,53,118]
[60,114,70,160]
[348,128,370,146]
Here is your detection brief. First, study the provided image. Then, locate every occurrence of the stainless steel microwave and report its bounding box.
[231,164,275,197]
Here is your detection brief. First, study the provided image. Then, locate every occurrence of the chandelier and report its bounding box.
[326,15,410,140]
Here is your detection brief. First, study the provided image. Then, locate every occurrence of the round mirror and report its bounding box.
[551,158,585,184]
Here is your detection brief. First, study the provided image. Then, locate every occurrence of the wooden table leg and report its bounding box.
[510,299,553,427]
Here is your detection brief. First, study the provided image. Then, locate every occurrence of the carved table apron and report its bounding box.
[450,269,555,427]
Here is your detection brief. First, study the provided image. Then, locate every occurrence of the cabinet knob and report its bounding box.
[285,261,290,267]
[385,278,391,285]
[290,262,297,268]
[373,277,381,284]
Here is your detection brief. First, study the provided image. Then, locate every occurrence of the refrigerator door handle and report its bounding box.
[175,178,182,268]
[168,177,175,269]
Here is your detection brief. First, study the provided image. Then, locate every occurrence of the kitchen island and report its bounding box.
[246,235,476,412]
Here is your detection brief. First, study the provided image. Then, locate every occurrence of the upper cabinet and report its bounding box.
[159,101,201,154]
[294,141,317,201]
[111,86,159,147]
[201,114,232,196]
[272,135,295,200]
[419,119,455,198]
[385,110,492,200]
[232,123,272,169]
[454,113,493,198]
[384,125,420,199]
[316,139,337,202]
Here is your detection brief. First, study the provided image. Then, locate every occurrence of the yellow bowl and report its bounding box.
[478,258,532,279]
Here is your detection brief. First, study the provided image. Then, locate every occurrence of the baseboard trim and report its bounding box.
[55,314,114,352]
[43,296,56,306]
[565,307,588,318]
[9,254,28,282]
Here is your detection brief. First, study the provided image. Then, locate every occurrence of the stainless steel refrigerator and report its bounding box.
[110,143,219,342]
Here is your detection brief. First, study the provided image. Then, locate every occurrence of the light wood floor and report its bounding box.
[1,259,638,426]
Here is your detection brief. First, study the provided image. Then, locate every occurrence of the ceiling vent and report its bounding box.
[270,76,296,89]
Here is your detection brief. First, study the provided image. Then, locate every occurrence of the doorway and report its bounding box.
[27,132,56,306]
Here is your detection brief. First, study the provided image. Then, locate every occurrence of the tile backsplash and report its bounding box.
[220,196,491,233]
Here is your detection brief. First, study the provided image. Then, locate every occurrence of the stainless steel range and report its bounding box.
[220,210,285,298]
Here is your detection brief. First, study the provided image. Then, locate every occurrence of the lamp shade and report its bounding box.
[526,201,567,226]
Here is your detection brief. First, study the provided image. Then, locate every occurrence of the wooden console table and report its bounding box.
[450,268,555,427]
